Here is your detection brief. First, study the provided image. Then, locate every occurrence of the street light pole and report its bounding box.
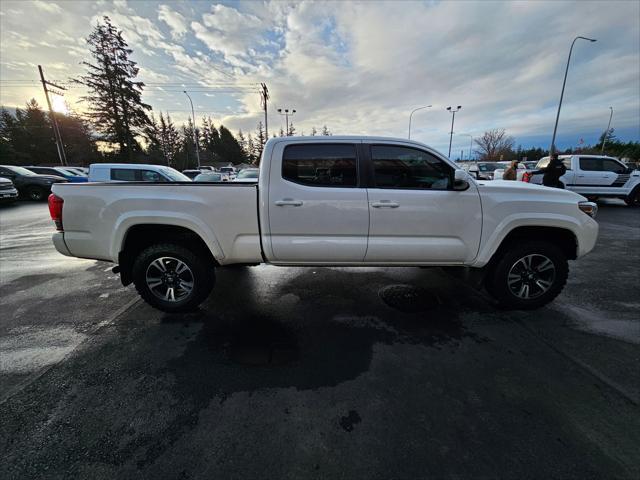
[601,106,614,154]
[183,90,201,168]
[408,105,432,139]
[549,36,597,154]
[277,108,297,135]
[446,106,462,158]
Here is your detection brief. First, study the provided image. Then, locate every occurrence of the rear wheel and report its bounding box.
[27,186,46,201]
[132,243,215,313]
[487,241,568,309]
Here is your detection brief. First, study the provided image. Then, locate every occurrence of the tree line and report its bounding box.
[471,128,640,162]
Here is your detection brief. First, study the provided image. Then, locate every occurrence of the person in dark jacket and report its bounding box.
[532,153,567,188]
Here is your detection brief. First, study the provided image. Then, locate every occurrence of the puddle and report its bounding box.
[379,284,440,313]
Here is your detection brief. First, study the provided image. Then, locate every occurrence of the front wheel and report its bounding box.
[487,241,568,310]
[624,187,640,207]
[132,243,215,313]
[27,186,46,201]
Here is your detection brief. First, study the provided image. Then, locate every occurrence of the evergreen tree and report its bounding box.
[13,99,57,164]
[321,125,331,136]
[310,126,317,136]
[200,116,219,162]
[246,133,255,164]
[217,125,245,164]
[237,129,248,162]
[287,121,296,136]
[279,127,285,137]
[57,112,99,166]
[0,108,17,164]
[77,16,151,161]
[254,121,266,163]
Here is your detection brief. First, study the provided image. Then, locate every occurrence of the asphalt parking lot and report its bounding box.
[1,201,639,479]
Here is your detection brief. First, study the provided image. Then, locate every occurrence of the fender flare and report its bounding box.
[110,212,225,263]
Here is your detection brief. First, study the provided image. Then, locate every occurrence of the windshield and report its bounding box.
[237,170,258,179]
[478,163,501,172]
[6,165,37,176]
[160,167,191,181]
[195,173,222,181]
[220,167,233,172]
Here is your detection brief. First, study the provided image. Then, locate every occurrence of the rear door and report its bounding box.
[267,141,369,262]
[364,143,482,264]
[573,157,626,194]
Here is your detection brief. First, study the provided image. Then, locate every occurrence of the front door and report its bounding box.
[364,144,482,264]
[267,141,369,263]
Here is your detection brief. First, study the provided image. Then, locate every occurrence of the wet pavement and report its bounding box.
[1,200,639,479]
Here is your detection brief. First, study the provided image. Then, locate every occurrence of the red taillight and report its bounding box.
[48,193,64,231]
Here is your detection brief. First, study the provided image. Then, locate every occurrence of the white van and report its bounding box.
[88,164,191,182]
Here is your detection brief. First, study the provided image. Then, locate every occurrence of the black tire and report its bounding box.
[132,243,215,313]
[487,241,568,310]
[624,187,640,207]
[27,186,46,201]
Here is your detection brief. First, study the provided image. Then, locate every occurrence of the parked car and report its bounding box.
[194,172,229,182]
[492,161,538,181]
[219,166,237,179]
[0,165,68,200]
[0,177,19,204]
[182,169,203,180]
[523,155,640,206]
[233,168,259,183]
[198,166,216,172]
[64,167,89,176]
[88,164,191,182]
[26,166,88,183]
[467,162,502,180]
[50,136,598,313]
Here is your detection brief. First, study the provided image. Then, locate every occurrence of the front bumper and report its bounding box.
[0,188,18,201]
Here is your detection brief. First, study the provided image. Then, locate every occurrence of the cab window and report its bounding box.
[371,145,452,190]
[283,144,357,187]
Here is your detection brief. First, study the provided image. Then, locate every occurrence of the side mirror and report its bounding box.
[453,169,470,191]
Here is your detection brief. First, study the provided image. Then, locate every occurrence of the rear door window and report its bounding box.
[283,144,358,187]
[371,145,452,190]
[579,158,601,171]
[111,169,138,181]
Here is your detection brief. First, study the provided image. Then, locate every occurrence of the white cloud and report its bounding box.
[33,1,62,14]
[158,5,187,39]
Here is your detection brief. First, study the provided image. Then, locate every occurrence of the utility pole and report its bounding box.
[38,65,67,166]
[277,108,296,135]
[260,83,269,138]
[183,91,201,168]
[446,106,462,158]
[601,106,613,154]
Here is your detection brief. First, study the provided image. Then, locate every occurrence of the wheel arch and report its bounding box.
[118,224,218,286]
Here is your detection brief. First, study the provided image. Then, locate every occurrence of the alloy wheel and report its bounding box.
[507,254,556,300]
[145,256,194,302]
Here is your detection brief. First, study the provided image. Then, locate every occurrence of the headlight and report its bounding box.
[578,201,597,218]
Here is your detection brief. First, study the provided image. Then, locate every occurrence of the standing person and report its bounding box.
[503,160,519,180]
[531,153,567,188]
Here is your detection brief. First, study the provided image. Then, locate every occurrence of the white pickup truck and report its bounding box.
[49,136,599,312]
[525,154,640,206]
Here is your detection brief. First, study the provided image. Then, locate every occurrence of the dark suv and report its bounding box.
[0,165,68,201]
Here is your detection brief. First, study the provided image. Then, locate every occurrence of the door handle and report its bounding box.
[371,201,399,208]
[275,199,303,206]
[578,175,585,178]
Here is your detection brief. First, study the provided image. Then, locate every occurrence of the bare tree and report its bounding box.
[474,128,515,161]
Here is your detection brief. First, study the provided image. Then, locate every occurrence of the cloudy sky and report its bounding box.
[1,0,638,156]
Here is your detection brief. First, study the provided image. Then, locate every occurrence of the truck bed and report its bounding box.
[52,182,262,265]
